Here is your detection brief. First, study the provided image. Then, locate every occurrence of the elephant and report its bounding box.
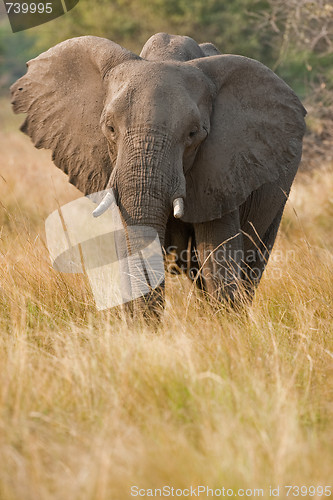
[10,32,306,317]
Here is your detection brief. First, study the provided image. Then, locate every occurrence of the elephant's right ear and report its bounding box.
[10,36,139,194]
[182,55,306,223]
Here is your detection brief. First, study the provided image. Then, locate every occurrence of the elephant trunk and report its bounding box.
[114,128,185,239]
[114,166,167,320]
[110,128,186,319]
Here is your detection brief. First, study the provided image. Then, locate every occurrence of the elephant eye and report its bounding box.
[189,129,197,138]
[108,125,115,133]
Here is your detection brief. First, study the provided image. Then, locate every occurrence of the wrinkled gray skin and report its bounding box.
[11,33,306,318]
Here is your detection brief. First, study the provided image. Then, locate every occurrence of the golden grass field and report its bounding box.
[0,97,332,499]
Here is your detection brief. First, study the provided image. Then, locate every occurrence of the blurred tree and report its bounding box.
[252,0,333,96]
[0,21,36,90]
[0,0,332,99]
[21,0,274,59]
[143,0,274,62]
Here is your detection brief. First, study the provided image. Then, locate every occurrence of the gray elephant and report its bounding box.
[10,33,306,316]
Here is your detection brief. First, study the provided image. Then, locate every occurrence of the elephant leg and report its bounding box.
[239,181,290,299]
[164,218,204,286]
[193,210,244,303]
[241,204,285,298]
[164,218,194,275]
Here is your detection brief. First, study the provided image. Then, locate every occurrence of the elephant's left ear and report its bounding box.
[182,55,306,223]
[10,36,139,194]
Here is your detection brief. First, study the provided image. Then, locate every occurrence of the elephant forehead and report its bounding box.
[107,60,210,100]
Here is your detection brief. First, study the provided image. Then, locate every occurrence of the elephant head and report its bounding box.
[10,34,306,316]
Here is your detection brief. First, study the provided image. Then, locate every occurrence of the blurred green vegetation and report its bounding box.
[0,0,332,98]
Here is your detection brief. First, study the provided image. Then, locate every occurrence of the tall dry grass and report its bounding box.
[0,98,332,499]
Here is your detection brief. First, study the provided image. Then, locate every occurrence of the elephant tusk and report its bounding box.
[173,198,184,219]
[92,192,114,217]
